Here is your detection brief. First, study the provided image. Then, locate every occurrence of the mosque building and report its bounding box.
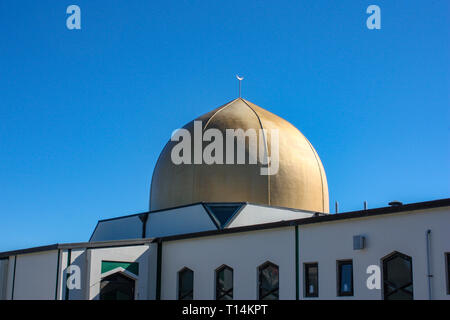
[0,98,449,300]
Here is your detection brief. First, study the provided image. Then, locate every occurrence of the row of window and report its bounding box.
[178,260,354,300]
[177,251,441,300]
[304,260,354,298]
[304,252,415,299]
[97,252,449,300]
[178,262,279,300]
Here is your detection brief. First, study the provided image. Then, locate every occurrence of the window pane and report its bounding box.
[259,263,279,300]
[304,263,318,297]
[216,266,233,300]
[179,268,194,300]
[339,262,353,295]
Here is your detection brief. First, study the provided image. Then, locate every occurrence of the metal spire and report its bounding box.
[236,75,244,98]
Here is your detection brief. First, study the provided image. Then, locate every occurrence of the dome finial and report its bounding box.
[236,75,244,98]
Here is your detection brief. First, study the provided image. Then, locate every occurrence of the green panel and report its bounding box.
[101,261,139,276]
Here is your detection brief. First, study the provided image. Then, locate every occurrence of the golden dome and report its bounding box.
[150,98,329,213]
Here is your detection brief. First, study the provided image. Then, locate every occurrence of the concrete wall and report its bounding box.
[60,249,88,300]
[159,206,450,300]
[0,243,154,300]
[298,207,450,300]
[161,227,296,300]
[8,250,60,300]
[1,205,448,300]
[0,258,8,300]
[85,245,151,300]
[146,242,159,300]
[5,257,15,300]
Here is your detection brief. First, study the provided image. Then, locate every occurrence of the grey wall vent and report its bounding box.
[353,235,365,250]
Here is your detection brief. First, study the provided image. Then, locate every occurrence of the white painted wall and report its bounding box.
[5,257,15,300]
[1,205,448,300]
[161,227,296,300]
[0,243,155,300]
[146,242,159,300]
[298,207,450,300]
[227,204,314,228]
[85,245,150,300]
[10,250,59,300]
[59,249,88,300]
[0,258,8,300]
[146,204,217,238]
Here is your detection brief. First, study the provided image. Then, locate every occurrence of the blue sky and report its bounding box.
[0,1,448,252]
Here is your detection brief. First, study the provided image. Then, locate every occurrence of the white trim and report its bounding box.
[101,267,138,280]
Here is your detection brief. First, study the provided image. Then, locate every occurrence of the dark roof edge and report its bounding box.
[156,198,450,242]
[0,238,155,259]
[0,244,59,259]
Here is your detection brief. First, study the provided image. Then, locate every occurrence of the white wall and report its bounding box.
[0,258,8,300]
[10,250,59,300]
[59,249,88,300]
[5,257,15,300]
[146,242,159,300]
[161,227,296,300]
[160,206,450,300]
[85,245,151,300]
[298,207,450,300]
[0,244,155,300]
[2,205,448,300]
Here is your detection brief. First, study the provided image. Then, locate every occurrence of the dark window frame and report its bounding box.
[258,261,279,300]
[337,260,354,297]
[178,267,194,300]
[215,265,234,300]
[304,262,319,298]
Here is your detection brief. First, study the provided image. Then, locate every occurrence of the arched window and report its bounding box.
[258,262,279,300]
[382,252,413,300]
[216,265,233,300]
[100,272,135,300]
[178,267,194,300]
